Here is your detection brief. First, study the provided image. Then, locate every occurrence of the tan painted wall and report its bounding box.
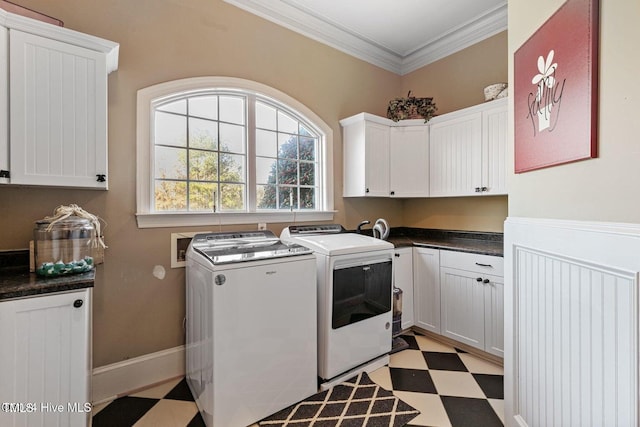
[508,1,640,223]
[0,0,508,366]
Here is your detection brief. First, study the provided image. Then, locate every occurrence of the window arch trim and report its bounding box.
[136,77,334,228]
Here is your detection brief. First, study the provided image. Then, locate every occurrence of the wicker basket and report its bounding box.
[484,83,508,101]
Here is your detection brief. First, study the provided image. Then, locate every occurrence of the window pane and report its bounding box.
[278,111,297,134]
[300,187,315,209]
[154,180,187,211]
[299,123,313,137]
[189,182,217,211]
[189,96,217,120]
[155,146,187,179]
[220,183,245,210]
[299,162,314,185]
[219,96,245,124]
[157,99,186,115]
[278,186,297,209]
[189,150,218,181]
[256,129,277,157]
[256,157,276,184]
[219,153,245,183]
[257,185,276,209]
[155,112,187,147]
[189,118,218,150]
[278,134,297,159]
[299,137,316,161]
[278,159,298,185]
[220,123,245,154]
[256,102,276,130]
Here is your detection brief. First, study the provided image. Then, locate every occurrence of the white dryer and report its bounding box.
[281,225,394,385]
[186,231,317,427]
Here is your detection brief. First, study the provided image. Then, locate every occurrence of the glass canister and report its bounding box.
[34,217,96,277]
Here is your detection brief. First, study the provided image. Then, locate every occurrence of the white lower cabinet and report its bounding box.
[0,289,92,427]
[393,247,414,329]
[440,251,504,357]
[413,247,440,334]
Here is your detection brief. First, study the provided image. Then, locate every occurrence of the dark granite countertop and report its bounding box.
[362,227,504,257]
[0,250,94,301]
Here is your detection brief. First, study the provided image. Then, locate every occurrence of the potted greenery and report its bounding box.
[387,91,437,123]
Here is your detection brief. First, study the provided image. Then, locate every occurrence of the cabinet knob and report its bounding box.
[481,186,488,192]
[475,187,481,193]
[394,253,400,257]
[476,277,483,282]
[0,170,10,178]
[390,191,395,196]
[365,188,370,193]
[483,278,490,284]
[96,174,106,182]
[73,299,84,308]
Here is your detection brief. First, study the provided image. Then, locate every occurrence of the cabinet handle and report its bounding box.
[365,188,370,193]
[476,277,483,282]
[481,186,488,192]
[475,187,481,193]
[73,299,84,308]
[483,278,490,284]
[475,262,493,268]
[96,174,106,182]
[0,170,9,178]
[394,253,400,257]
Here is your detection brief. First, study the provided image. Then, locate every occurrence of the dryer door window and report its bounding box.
[332,260,392,329]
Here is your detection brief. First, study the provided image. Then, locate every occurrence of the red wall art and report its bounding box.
[514,0,599,173]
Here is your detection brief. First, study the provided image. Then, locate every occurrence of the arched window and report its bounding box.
[136,77,334,228]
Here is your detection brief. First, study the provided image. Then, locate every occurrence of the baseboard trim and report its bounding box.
[92,345,185,404]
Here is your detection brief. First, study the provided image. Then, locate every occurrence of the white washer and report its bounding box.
[281,225,394,385]
[186,231,317,427]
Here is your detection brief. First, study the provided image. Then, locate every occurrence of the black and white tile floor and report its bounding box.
[92,332,504,427]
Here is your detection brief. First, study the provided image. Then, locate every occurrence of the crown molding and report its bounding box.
[223,0,507,75]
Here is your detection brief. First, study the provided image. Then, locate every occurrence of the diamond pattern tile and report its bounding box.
[92,331,504,427]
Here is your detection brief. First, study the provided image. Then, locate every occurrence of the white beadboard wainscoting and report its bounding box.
[505,217,640,427]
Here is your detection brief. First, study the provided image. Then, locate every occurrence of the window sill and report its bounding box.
[135,210,336,229]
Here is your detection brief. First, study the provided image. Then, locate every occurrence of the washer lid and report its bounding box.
[190,230,312,264]
[286,233,393,256]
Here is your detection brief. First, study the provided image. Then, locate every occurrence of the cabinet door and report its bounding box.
[413,247,440,333]
[393,247,414,330]
[0,289,91,427]
[429,112,482,197]
[363,121,390,197]
[440,267,485,349]
[482,102,508,195]
[9,30,108,188]
[389,126,429,197]
[0,26,8,184]
[484,273,504,357]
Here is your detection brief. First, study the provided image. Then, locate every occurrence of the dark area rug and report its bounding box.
[259,372,420,427]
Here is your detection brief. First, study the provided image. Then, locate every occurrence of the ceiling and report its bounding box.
[223,0,507,75]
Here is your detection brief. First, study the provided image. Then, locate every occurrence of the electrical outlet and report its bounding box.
[258,223,267,230]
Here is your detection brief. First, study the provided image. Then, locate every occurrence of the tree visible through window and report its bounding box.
[255,100,318,210]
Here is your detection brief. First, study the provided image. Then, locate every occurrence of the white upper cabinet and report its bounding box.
[429,98,507,197]
[341,113,428,198]
[389,125,429,197]
[0,9,118,188]
[341,114,389,197]
[481,100,508,195]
